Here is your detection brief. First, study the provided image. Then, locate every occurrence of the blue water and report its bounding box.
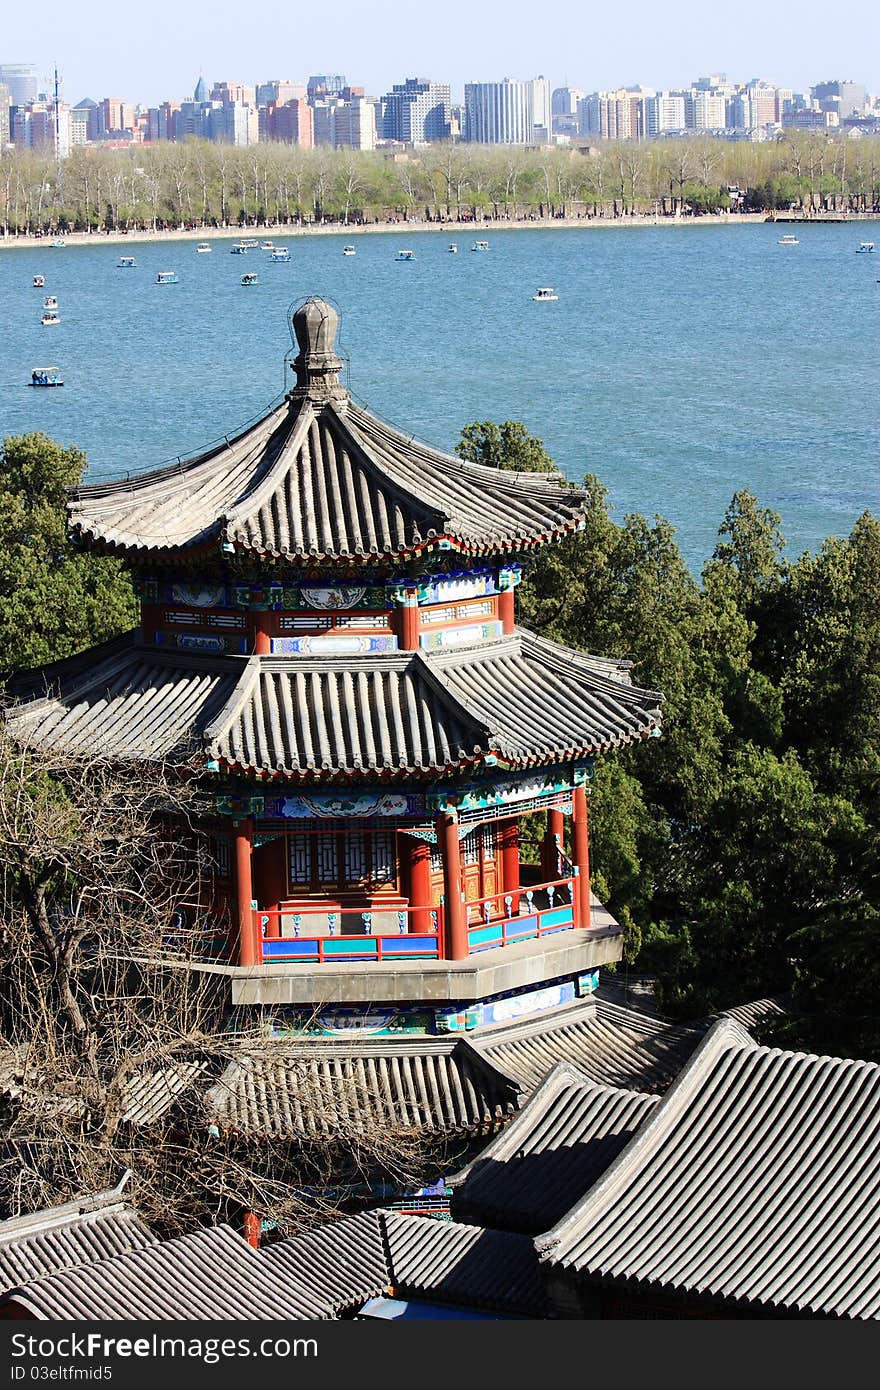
[1,223,877,574]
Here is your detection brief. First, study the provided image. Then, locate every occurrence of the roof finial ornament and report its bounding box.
[289,297,347,403]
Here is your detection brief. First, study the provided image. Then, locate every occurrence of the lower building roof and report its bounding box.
[535,1018,880,1320]
[447,1062,659,1233]
[0,1181,155,1298]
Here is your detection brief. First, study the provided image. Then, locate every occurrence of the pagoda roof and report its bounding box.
[68,299,587,566]
[5,629,662,778]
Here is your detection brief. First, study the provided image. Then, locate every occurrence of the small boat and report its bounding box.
[156,270,178,284]
[117,255,136,268]
[230,243,248,254]
[51,239,65,248]
[532,286,558,301]
[448,243,458,253]
[241,238,259,248]
[269,246,290,261]
[33,274,45,287]
[196,242,212,254]
[778,234,799,245]
[29,365,63,387]
[342,244,356,256]
[43,295,58,310]
[241,271,259,285]
[260,240,274,251]
[395,249,415,261]
[41,310,61,326]
[471,240,489,251]
[856,241,874,253]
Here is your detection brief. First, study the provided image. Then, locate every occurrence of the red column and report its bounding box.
[396,601,420,651]
[498,588,515,635]
[499,818,520,913]
[253,610,273,655]
[407,836,433,934]
[234,817,259,966]
[438,812,467,960]
[139,602,161,646]
[572,785,591,929]
[243,1212,261,1249]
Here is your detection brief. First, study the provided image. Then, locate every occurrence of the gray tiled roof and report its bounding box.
[447,1063,658,1233]
[471,998,702,1094]
[68,396,588,564]
[260,1211,389,1316]
[381,1209,547,1317]
[203,1038,520,1139]
[536,1018,880,1320]
[6,631,661,775]
[0,1185,156,1297]
[3,1224,330,1320]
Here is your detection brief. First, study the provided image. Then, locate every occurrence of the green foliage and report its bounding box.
[455,420,559,474]
[460,419,880,1057]
[0,434,138,672]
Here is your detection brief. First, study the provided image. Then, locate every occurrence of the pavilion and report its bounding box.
[6,298,663,1038]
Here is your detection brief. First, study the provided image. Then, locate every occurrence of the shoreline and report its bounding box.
[0,211,821,250]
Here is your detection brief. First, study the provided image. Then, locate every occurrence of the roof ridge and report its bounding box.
[203,655,262,752]
[534,1016,756,1259]
[221,398,316,535]
[411,647,507,754]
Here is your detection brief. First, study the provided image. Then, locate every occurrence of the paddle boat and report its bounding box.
[156,270,178,284]
[33,274,45,288]
[29,366,63,387]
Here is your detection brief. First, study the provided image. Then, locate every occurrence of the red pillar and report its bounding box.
[397,601,420,651]
[438,812,467,960]
[541,807,564,881]
[253,610,273,655]
[406,836,433,934]
[572,786,591,929]
[139,602,161,646]
[498,588,515,635]
[234,817,259,966]
[499,818,520,913]
[243,1212,261,1249]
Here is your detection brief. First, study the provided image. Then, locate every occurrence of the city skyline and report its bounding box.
[0,0,875,109]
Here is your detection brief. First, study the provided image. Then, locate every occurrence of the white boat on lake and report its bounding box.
[270,247,290,261]
[396,249,415,261]
[778,234,799,245]
[532,287,558,301]
[856,241,874,253]
[471,240,489,251]
[156,270,178,284]
[196,242,212,254]
[41,309,61,325]
[241,272,259,285]
[343,245,356,255]
[117,255,136,268]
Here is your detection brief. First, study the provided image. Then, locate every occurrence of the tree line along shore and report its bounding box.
[1,132,878,235]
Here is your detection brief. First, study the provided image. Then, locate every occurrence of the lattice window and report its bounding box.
[279,616,333,631]
[289,833,311,884]
[458,600,493,618]
[429,843,442,872]
[421,607,456,625]
[462,830,481,866]
[343,831,368,883]
[482,823,497,861]
[211,836,231,879]
[316,832,339,883]
[372,831,396,884]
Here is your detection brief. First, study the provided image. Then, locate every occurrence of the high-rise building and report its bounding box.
[378,78,451,144]
[0,63,38,107]
[551,87,584,136]
[464,78,548,144]
[211,81,255,108]
[644,92,686,135]
[811,79,866,117]
[0,84,11,149]
[256,80,307,107]
[312,91,374,150]
[687,91,727,129]
[578,89,645,141]
[261,98,313,147]
[194,75,209,104]
[307,74,346,101]
[12,100,71,157]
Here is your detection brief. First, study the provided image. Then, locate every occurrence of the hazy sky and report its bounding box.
[3,0,876,106]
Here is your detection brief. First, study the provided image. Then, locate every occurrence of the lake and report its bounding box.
[1,222,877,574]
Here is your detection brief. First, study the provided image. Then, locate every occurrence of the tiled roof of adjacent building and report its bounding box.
[0,1182,156,1297]
[447,1062,659,1233]
[536,1018,880,1320]
[3,1224,331,1320]
[470,998,702,1094]
[66,301,588,566]
[5,631,662,776]
[203,1037,520,1139]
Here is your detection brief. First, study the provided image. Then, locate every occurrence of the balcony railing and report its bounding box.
[258,900,442,963]
[255,873,579,964]
[465,875,577,954]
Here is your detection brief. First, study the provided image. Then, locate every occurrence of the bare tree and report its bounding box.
[0,730,432,1237]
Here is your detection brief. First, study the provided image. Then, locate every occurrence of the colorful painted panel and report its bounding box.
[273,790,419,818]
[419,620,504,651]
[415,570,496,605]
[426,765,585,814]
[155,632,247,655]
[270,633,399,655]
